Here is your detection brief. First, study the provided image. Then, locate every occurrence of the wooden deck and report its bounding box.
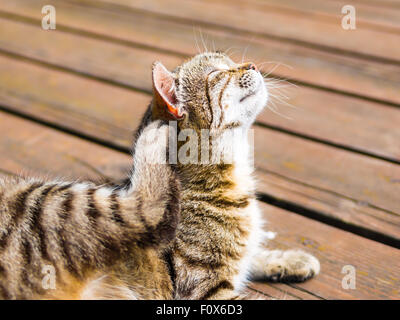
[0,0,399,300]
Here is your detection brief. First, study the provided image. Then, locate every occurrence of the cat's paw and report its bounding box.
[252,249,320,283]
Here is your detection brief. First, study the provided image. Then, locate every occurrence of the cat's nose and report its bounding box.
[240,62,257,71]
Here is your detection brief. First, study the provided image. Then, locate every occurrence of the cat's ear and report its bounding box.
[151,61,184,120]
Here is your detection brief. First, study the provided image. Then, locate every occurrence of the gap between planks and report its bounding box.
[1,1,400,107]
[0,39,399,166]
[3,53,400,248]
[76,0,400,65]
[0,111,398,299]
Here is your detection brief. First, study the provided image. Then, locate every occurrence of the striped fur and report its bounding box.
[140,52,319,300]
[0,121,180,299]
[0,52,320,300]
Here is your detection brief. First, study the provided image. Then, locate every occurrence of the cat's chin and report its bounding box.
[243,85,268,117]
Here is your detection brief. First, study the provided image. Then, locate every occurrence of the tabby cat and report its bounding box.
[130,51,320,299]
[0,121,180,299]
[0,51,320,300]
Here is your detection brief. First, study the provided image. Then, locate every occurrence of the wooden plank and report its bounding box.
[0,50,158,150]
[1,0,400,105]
[254,129,400,216]
[226,0,400,31]
[88,0,400,62]
[0,113,129,183]
[1,18,400,162]
[257,87,400,162]
[257,202,400,300]
[341,0,400,10]
[0,112,398,299]
[256,173,400,248]
[0,54,399,243]
[0,16,183,94]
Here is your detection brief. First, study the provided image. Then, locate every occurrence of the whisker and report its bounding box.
[269,93,299,111]
[226,49,241,59]
[199,29,208,53]
[257,61,294,71]
[264,76,299,90]
[224,46,241,58]
[241,45,250,64]
[263,75,301,112]
[266,99,293,120]
[193,26,201,54]
[262,63,285,78]
[268,89,291,100]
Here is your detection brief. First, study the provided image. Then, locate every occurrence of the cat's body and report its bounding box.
[0,52,320,300]
[0,122,180,299]
[124,52,320,299]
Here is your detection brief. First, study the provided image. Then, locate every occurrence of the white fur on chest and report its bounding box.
[233,197,265,291]
[210,127,267,291]
[230,158,265,291]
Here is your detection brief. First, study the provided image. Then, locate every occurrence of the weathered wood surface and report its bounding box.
[0,0,399,299]
[238,0,400,30]
[1,17,400,162]
[1,0,400,105]
[0,50,399,244]
[83,0,400,62]
[0,112,398,300]
[255,204,400,300]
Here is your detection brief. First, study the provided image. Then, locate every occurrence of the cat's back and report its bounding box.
[0,177,109,299]
[0,176,50,222]
[0,177,75,299]
[0,176,83,225]
[0,174,177,300]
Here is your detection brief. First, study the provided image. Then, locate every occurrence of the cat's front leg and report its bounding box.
[202,288,245,300]
[250,249,320,282]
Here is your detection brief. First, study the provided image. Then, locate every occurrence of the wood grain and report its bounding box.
[1,18,399,162]
[0,54,399,243]
[1,0,400,105]
[249,0,400,31]
[0,0,399,299]
[254,129,400,216]
[90,0,400,62]
[257,202,400,300]
[338,0,400,10]
[0,111,399,299]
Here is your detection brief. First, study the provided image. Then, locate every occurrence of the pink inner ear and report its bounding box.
[153,62,177,106]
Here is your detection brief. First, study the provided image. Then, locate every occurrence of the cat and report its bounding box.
[129,51,320,299]
[0,51,320,300]
[0,121,180,299]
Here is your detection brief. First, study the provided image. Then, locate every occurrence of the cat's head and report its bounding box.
[151,52,268,132]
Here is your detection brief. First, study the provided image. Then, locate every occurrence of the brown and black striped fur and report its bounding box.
[0,52,320,300]
[132,52,319,300]
[0,121,180,299]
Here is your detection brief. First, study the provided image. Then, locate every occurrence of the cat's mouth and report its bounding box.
[208,69,220,76]
[239,91,255,103]
[239,81,262,103]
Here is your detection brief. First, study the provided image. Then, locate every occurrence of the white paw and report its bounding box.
[257,249,320,282]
